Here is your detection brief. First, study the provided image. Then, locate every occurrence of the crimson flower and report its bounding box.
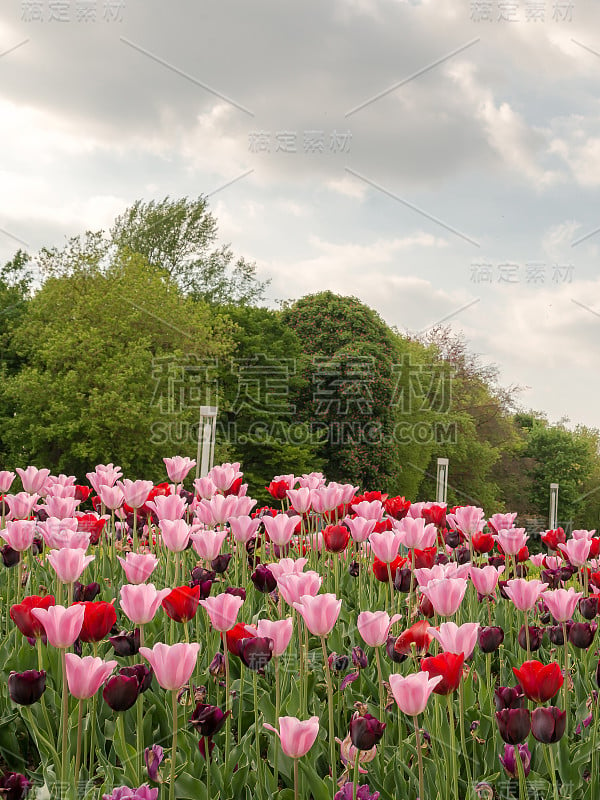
[372,555,405,583]
[471,531,495,554]
[76,601,117,643]
[541,528,566,550]
[420,652,464,695]
[10,595,56,641]
[394,620,433,657]
[266,481,289,501]
[384,496,411,521]
[322,525,350,553]
[161,585,201,623]
[512,660,563,703]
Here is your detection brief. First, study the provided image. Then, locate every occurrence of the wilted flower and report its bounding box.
[144,745,164,783]
[499,743,531,778]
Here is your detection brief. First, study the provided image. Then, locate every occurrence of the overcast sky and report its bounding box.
[1,0,600,429]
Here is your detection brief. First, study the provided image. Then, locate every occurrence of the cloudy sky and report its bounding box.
[1,0,600,429]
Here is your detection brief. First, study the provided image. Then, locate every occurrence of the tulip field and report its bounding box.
[1,461,599,800]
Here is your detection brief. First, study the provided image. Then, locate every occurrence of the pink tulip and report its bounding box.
[46,483,77,499]
[16,466,51,494]
[196,495,238,526]
[558,537,592,567]
[420,578,467,617]
[393,517,437,550]
[504,578,548,612]
[98,485,124,511]
[38,518,89,550]
[163,456,196,483]
[199,593,244,632]
[117,552,158,584]
[140,642,200,690]
[297,473,324,490]
[190,529,228,561]
[268,558,308,582]
[343,516,377,544]
[117,479,153,509]
[389,671,443,716]
[5,493,38,520]
[529,554,546,568]
[120,583,171,625]
[43,496,79,519]
[228,516,261,544]
[263,514,299,547]
[293,593,341,637]
[256,618,294,657]
[146,494,186,522]
[209,465,237,492]
[543,587,583,623]
[357,611,402,648]
[194,476,217,499]
[446,506,485,538]
[286,488,312,514]
[86,464,122,494]
[1,520,36,551]
[229,495,255,516]
[368,530,403,564]
[470,565,505,596]
[65,654,117,699]
[494,528,528,556]
[572,529,595,540]
[0,471,15,494]
[488,512,518,533]
[427,621,480,659]
[31,603,85,648]
[159,519,191,553]
[263,716,319,758]
[352,500,384,522]
[338,483,359,505]
[47,548,95,584]
[277,571,322,606]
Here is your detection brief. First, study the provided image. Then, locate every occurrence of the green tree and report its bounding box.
[0,251,234,479]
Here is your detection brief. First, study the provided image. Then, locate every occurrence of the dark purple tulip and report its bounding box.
[386,635,406,664]
[494,686,524,711]
[0,771,32,800]
[190,567,216,586]
[352,646,368,669]
[569,622,597,649]
[144,743,164,782]
[251,564,277,594]
[34,508,48,522]
[180,488,194,505]
[8,670,46,705]
[238,636,273,671]
[455,547,470,565]
[329,653,349,672]
[498,580,509,600]
[109,628,141,657]
[102,674,139,711]
[209,652,225,680]
[1,545,20,568]
[211,553,232,574]
[478,626,504,653]
[225,586,246,601]
[579,596,599,620]
[514,564,529,578]
[350,713,386,750]
[444,530,461,549]
[499,743,531,777]
[120,664,153,693]
[348,561,360,578]
[340,671,360,691]
[547,624,568,646]
[488,556,505,569]
[73,581,101,602]
[394,568,412,593]
[531,706,566,743]
[496,708,531,744]
[190,703,231,737]
[31,535,44,556]
[518,625,544,651]
[419,594,435,619]
[434,552,449,566]
[541,569,563,590]
[559,565,577,582]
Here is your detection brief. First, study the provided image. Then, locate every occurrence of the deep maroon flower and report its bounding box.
[2,545,21,568]
[238,637,273,671]
[226,623,257,657]
[418,594,435,619]
[102,674,140,710]
[322,525,350,554]
[579,596,599,620]
[109,628,141,657]
[76,601,117,643]
[496,708,531,744]
[548,622,571,646]
[209,652,225,680]
[8,670,46,705]
[386,635,406,664]
[190,703,230,737]
[393,568,412,593]
[517,625,544,651]
[352,646,368,669]
[0,771,32,800]
[478,626,504,653]
[120,664,153,693]
[10,595,56,640]
[494,686,524,711]
[73,581,101,602]
[334,783,380,800]
[531,706,566,743]
[455,546,471,565]
[161,585,201,623]
[211,554,232,574]
[569,621,597,649]
[499,743,531,778]
[225,586,246,601]
[251,565,277,594]
[348,561,360,578]
[350,713,386,750]
[190,567,216,585]
[329,653,349,673]
[444,530,461,549]
[541,569,563,590]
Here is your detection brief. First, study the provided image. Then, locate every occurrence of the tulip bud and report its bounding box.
[496,708,531,744]
[531,706,566,743]
[499,743,531,777]
[209,652,226,680]
[569,622,597,649]
[144,743,164,782]
[8,670,46,705]
[109,628,141,657]
[478,626,504,653]
[494,686,524,711]
[251,565,277,594]
[517,625,544,651]
[579,596,599,620]
[349,713,386,750]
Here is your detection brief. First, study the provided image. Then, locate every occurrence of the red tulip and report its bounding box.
[266,480,289,501]
[161,585,202,623]
[512,660,563,703]
[10,595,56,640]
[394,620,433,657]
[76,601,117,643]
[420,652,464,695]
[322,525,350,553]
[372,555,405,583]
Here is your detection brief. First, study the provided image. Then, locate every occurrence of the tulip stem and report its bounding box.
[60,649,69,800]
[205,736,212,799]
[413,716,424,800]
[75,699,83,793]
[375,646,384,722]
[253,670,263,798]
[458,680,472,787]
[169,689,178,800]
[137,688,144,782]
[353,748,360,800]
[545,743,559,800]
[514,742,527,800]
[446,694,459,800]
[224,641,231,767]
[274,657,280,789]
[321,637,337,794]
[524,610,531,661]
[562,624,569,735]
[89,693,97,777]
[293,758,299,800]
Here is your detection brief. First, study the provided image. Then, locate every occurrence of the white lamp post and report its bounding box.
[549,483,559,530]
[196,405,218,479]
[436,458,449,505]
